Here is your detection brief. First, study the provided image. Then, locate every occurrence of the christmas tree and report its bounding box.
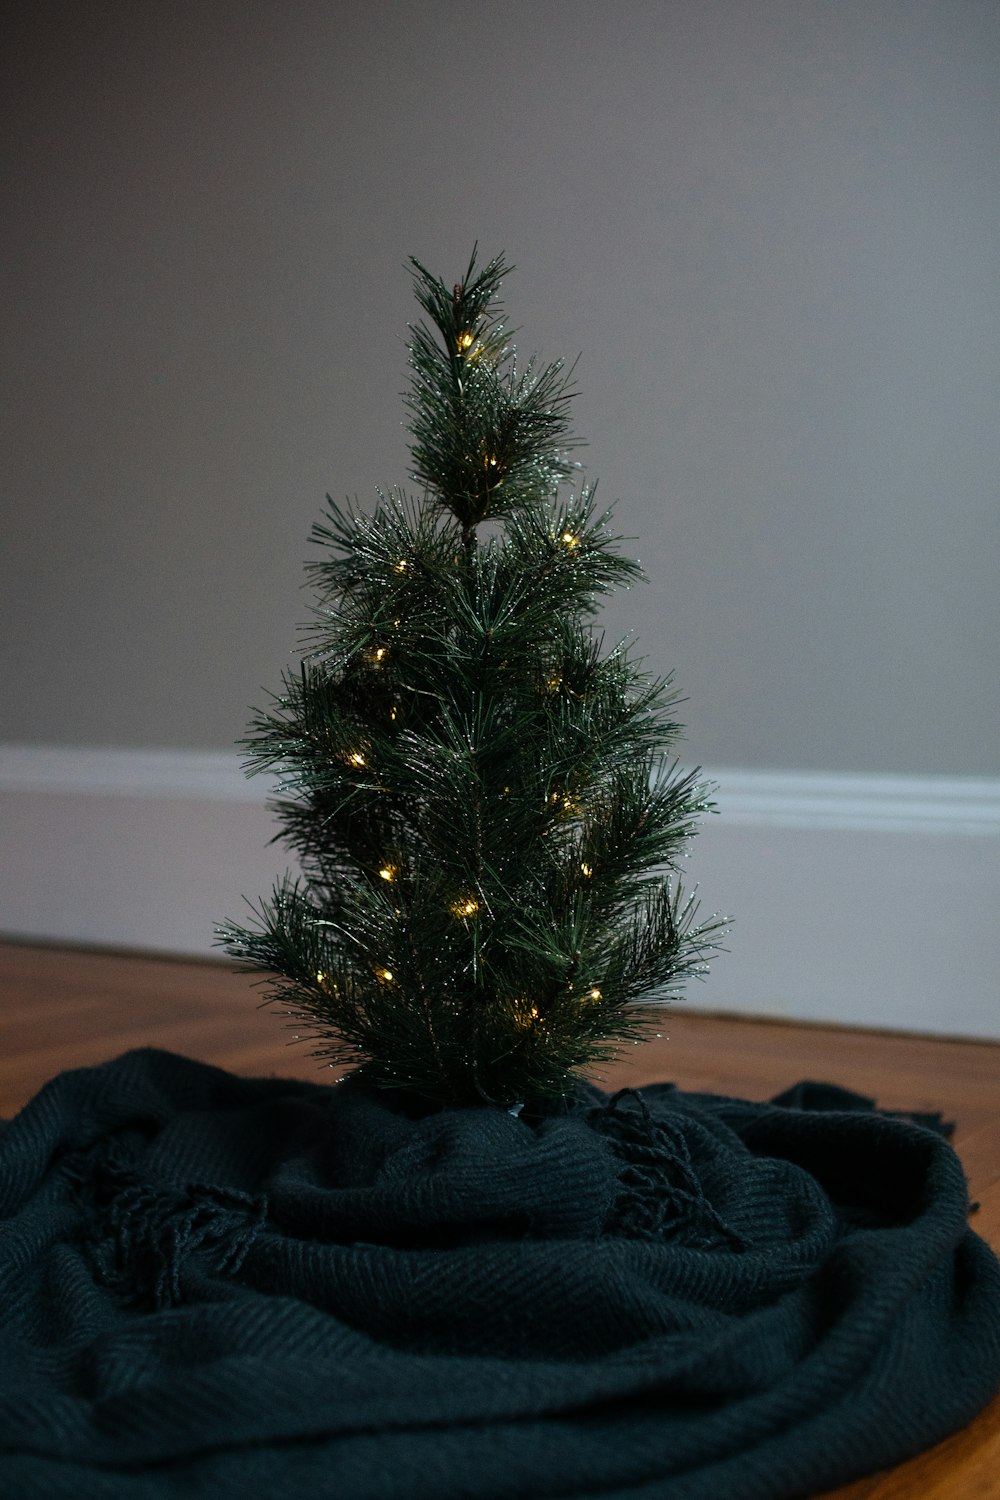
[220,251,723,1107]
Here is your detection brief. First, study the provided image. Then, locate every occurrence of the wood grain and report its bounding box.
[2,940,998,1499]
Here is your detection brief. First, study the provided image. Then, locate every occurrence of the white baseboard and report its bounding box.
[705,768,1000,836]
[2,745,998,1039]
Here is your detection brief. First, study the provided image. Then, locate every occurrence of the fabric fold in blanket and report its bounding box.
[0,1048,998,1499]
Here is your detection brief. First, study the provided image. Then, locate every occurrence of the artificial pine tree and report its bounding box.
[220,251,723,1107]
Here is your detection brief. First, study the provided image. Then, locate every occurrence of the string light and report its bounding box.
[375,967,394,985]
[483,453,499,469]
[346,750,366,768]
[394,559,408,574]
[589,988,602,1002]
[580,862,593,878]
[561,531,580,548]
[451,896,479,918]
[379,865,396,884]
[370,646,387,666]
[390,705,398,721]
[456,330,475,352]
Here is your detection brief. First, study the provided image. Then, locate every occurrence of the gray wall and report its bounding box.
[4,0,998,775]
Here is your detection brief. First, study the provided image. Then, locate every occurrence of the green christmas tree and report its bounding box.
[220,251,723,1108]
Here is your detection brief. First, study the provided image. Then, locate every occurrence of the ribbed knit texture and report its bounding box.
[1,1048,998,1499]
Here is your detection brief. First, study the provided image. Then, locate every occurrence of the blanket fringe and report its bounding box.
[592,1091,748,1250]
[85,1152,267,1308]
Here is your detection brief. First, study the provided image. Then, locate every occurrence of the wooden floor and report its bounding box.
[1,940,998,1499]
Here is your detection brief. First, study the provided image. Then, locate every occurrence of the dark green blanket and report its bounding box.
[1,1050,997,1499]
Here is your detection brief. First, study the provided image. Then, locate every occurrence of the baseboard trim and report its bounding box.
[2,745,998,834]
[705,768,1000,836]
[0,745,268,802]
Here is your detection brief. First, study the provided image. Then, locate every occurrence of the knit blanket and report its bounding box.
[1,1049,998,1499]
